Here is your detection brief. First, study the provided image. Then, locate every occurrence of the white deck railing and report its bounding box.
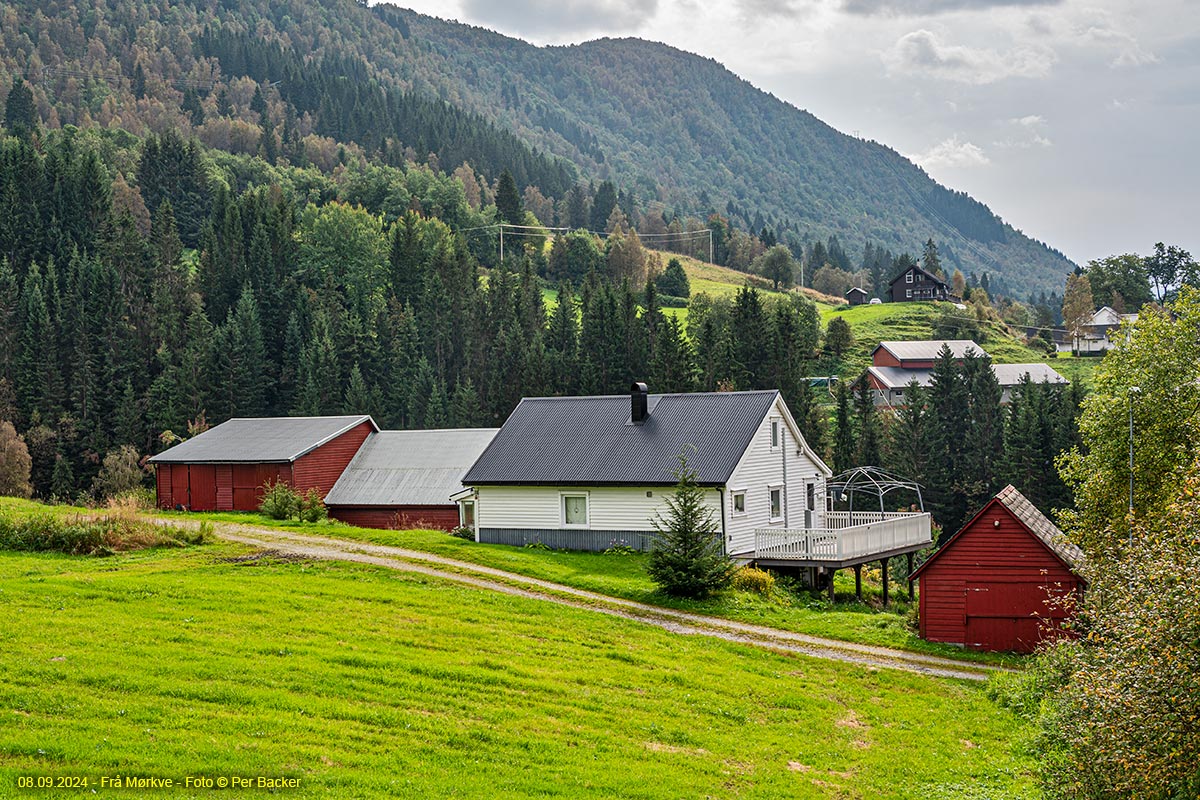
[753,513,932,562]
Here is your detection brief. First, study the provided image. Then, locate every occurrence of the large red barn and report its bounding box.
[909,485,1085,653]
[149,416,378,511]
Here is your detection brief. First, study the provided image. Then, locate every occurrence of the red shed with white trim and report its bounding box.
[149,416,378,511]
[909,485,1085,653]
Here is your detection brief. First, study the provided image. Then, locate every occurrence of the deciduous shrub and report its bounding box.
[731,566,775,596]
[0,420,33,499]
[448,525,475,541]
[91,445,147,500]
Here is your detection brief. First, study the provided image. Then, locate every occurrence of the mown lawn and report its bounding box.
[0,545,1034,798]
[83,500,1015,666]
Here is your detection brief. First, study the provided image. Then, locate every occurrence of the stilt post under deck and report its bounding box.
[828,568,836,603]
[906,552,915,601]
[854,564,862,601]
[881,557,889,606]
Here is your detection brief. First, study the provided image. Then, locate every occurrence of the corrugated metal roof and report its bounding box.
[870,363,1068,390]
[324,428,499,506]
[868,366,933,390]
[148,416,378,464]
[995,484,1084,573]
[992,363,1069,386]
[876,340,983,362]
[462,390,779,486]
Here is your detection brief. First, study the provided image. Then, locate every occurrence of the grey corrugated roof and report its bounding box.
[875,340,984,362]
[462,390,780,486]
[992,363,1068,386]
[148,416,377,464]
[324,428,499,506]
[995,484,1084,574]
[870,362,1066,390]
[868,366,934,390]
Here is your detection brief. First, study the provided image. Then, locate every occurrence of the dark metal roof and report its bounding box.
[324,429,498,506]
[148,416,378,464]
[462,390,780,486]
[887,263,949,288]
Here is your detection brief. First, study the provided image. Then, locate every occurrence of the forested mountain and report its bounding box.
[0,0,1071,293]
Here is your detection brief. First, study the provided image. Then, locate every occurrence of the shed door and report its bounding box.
[170,466,190,508]
[189,465,218,511]
[964,581,1071,653]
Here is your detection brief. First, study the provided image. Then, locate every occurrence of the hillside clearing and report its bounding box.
[0,545,1035,798]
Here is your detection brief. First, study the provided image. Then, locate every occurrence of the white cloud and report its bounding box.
[459,0,659,38]
[844,0,1060,16]
[914,135,991,168]
[994,115,1053,148]
[884,29,1057,83]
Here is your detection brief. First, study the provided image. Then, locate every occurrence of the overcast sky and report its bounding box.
[392,0,1197,266]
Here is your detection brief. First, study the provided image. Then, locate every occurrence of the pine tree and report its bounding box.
[546,282,579,395]
[450,379,485,427]
[927,345,969,539]
[832,382,855,474]
[132,62,147,100]
[647,455,736,599]
[3,78,36,138]
[50,453,75,500]
[885,380,931,490]
[212,287,268,420]
[853,374,881,467]
[589,181,617,231]
[495,169,524,226]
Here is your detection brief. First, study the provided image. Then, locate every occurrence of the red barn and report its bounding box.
[149,416,378,511]
[909,485,1085,653]
[324,428,497,530]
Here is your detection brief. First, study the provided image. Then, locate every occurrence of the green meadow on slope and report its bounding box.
[0,542,1034,799]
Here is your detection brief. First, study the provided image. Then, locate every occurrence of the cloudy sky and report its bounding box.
[393,0,1197,266]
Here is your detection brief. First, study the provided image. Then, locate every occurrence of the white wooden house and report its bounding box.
[460,384,931,575]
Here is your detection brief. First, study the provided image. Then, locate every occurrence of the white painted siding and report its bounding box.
[476,485,722,533]
[724,397,828,555]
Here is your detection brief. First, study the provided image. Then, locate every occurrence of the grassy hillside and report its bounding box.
[0,542,1035,797]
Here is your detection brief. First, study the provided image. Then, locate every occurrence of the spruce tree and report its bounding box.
[832,382,855,474]
[546,282,579,395]
[3,78,36,139]
[495,169,524,226]
[853,375,882,467]
[648,454,736,599]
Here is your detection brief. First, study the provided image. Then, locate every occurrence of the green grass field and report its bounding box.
[0,542,1035,798]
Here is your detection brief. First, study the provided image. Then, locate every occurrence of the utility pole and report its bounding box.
[499,225,504,264]
[708,229,714,265]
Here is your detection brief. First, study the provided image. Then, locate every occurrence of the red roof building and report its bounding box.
[909,485,1085,653]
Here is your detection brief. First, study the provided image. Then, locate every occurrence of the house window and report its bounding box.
[806,483,815,511]
[770,420,780,449]
[769,486,783,521]
[561,493,589,528]
[906,288,912,299]
[732,491,746,515]
[906,271,914,283]
[460,500,475,527]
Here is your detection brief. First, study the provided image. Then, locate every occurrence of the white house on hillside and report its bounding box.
[459,383,931,583]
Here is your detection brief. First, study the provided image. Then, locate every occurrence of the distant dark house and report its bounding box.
[845,286,869,306]
[910,485,1085,653]
[324,428,498,531]
[150,416,378,511]
[889,263,951,302]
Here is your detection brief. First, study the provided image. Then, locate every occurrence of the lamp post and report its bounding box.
[1128,385,1140,545]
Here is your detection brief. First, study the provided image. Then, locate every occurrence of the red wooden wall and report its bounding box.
[328,506,460,531]
[916,502,1081,653]
[292,421,375,497]
[153,420,372,511]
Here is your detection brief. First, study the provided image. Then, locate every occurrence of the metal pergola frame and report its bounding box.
[827,466,925,513]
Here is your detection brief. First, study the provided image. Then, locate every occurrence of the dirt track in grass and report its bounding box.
[171,519,1003,682]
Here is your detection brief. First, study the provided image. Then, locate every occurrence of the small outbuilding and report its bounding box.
[324,428,498,530]
[150,415,378,511]
[845,286,869,306]
[909,485,1084,653]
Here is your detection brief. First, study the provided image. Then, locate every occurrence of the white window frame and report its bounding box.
[906,271,914,283]
[768,485,784,522]
[560,491,590,529]
[731,489,747,516]
[905,288,912,299]
[770,419,781,451]
[459,500,475,528]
